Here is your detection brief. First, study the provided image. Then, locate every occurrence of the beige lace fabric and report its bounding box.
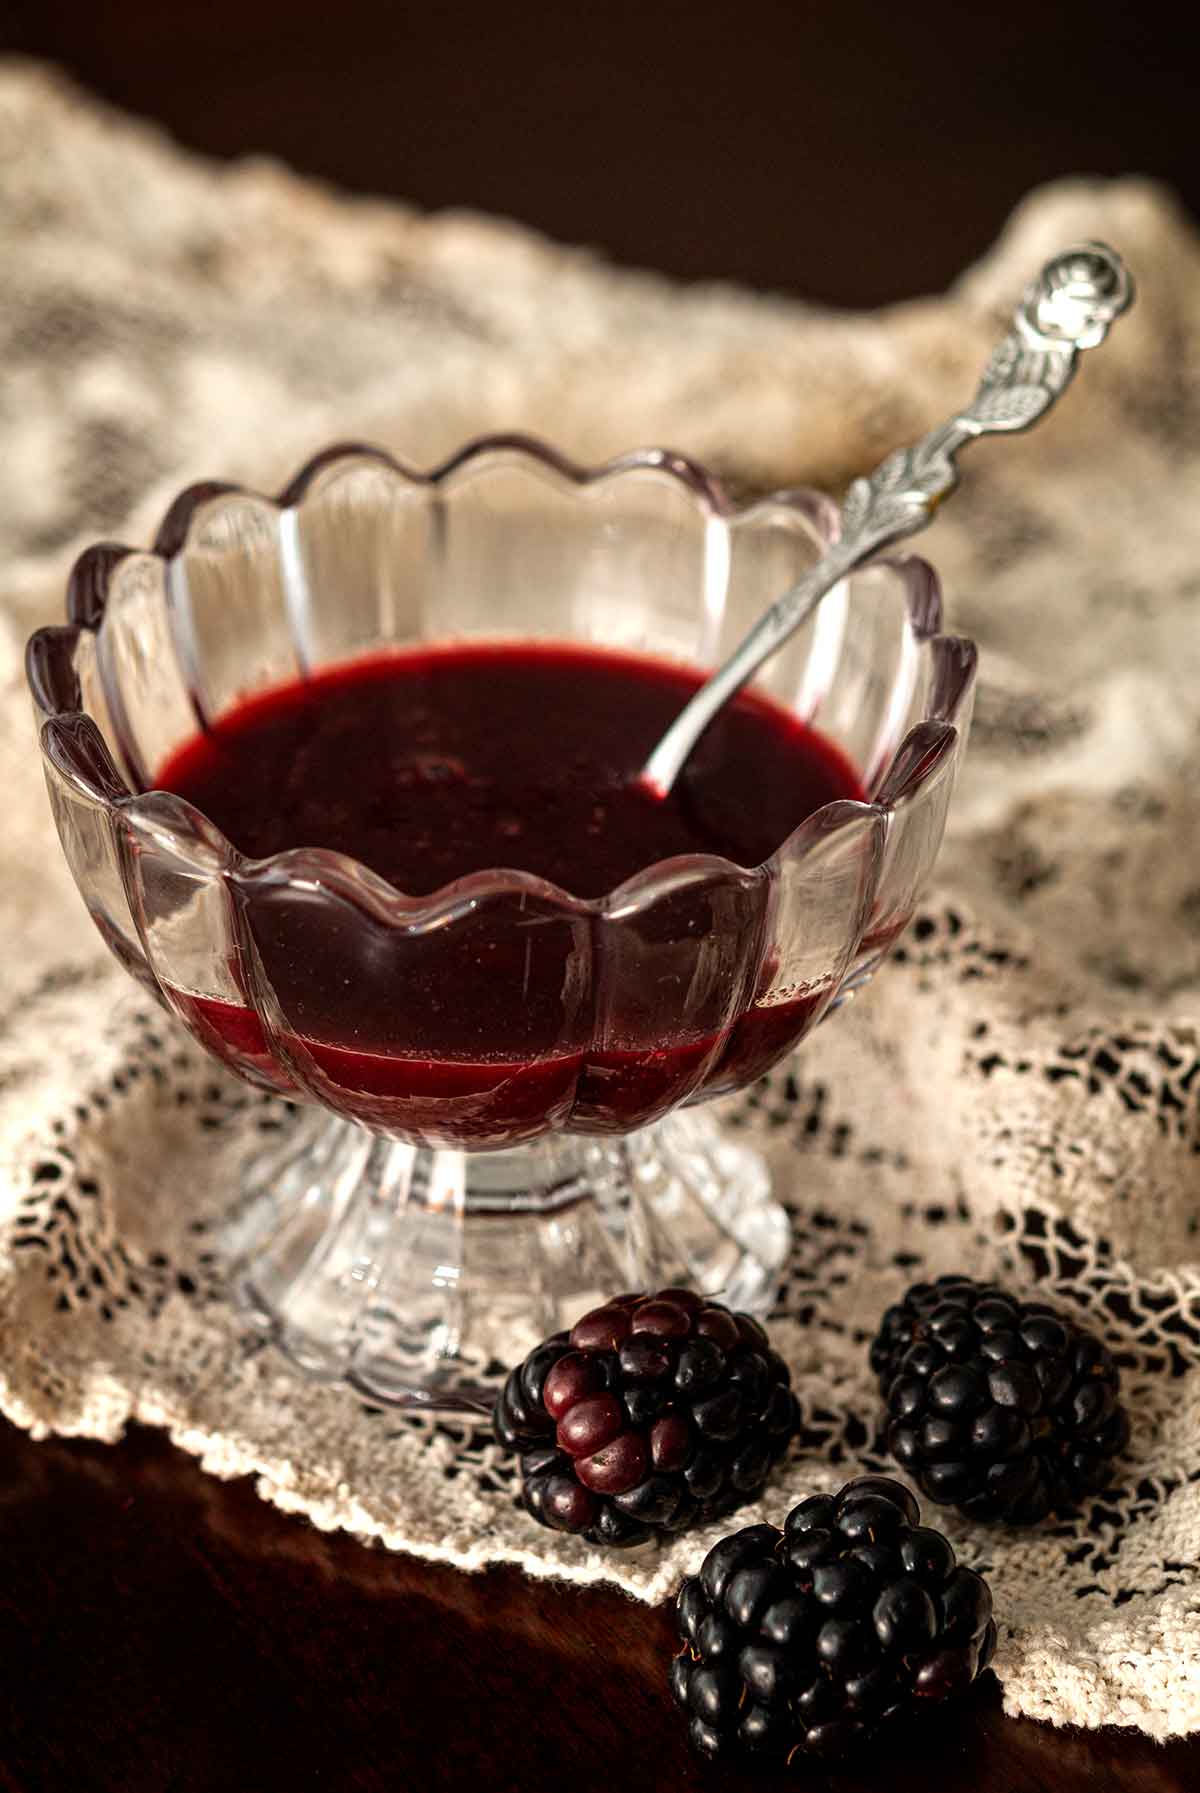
[3,59,1200,1740]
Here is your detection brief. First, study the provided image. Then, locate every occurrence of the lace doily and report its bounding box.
[4,59,1200,1740]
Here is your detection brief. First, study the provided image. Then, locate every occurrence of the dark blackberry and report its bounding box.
[871,1275,1129,1524]
[671,1475,996,1764]
[492,1289,797,1546]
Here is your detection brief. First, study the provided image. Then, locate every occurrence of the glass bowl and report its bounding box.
[26,436,976,1409]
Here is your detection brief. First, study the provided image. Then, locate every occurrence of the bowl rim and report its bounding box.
[26,433,978,923]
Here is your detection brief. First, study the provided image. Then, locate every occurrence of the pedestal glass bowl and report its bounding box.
[27,437,976,1408]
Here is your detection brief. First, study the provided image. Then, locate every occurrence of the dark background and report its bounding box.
[5,0,1197,306]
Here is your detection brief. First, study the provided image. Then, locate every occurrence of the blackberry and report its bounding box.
[493,1289,797,1546]
[871,1275,1130,1524]
[671,1476,996,1763]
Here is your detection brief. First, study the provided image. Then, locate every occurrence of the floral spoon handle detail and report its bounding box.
[639,241,1134,800]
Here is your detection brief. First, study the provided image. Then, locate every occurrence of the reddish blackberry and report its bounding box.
[671,1476,996,1763]
[493,1289,797,1546]
[871,1275,1130,1524]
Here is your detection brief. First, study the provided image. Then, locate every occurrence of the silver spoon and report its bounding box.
[638,241,1134,800]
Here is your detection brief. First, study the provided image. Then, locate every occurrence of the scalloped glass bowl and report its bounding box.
[27,437,975,1408]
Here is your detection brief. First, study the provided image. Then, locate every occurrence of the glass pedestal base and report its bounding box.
[221,1106,790,1410]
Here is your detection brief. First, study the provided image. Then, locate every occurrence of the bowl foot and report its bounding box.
[221,1106,790,1410]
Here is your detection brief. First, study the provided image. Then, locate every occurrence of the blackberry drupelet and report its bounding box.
[871,1274,1130,1524]
[493,1289,798,1546]
[671,1475,997,1763]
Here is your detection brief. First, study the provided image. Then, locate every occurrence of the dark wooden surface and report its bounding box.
[0,1417,1195,1792]
[2,6,1199,1786]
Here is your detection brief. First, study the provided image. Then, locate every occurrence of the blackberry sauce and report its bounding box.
[156,642,864,1141]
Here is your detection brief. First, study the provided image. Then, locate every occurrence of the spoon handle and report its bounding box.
[639,241,1134,800]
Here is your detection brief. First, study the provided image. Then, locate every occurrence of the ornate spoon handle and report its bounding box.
[639,241,1134,799]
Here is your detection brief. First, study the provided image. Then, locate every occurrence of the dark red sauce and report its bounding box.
[155,642,865,1143]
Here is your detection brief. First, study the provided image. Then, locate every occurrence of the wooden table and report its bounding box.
[0,1417,1194,1791]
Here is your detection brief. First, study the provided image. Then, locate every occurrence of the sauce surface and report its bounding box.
[157,641,862,897]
